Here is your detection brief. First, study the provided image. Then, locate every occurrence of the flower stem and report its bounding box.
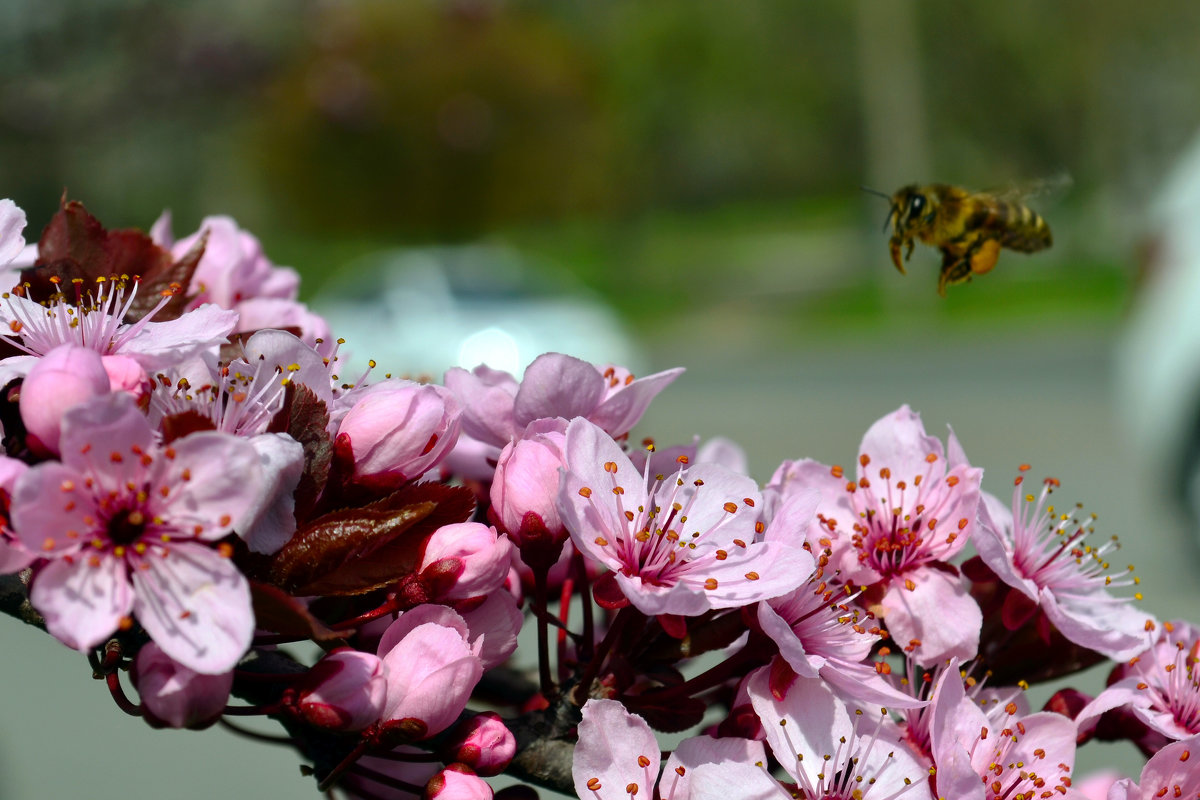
[105,671,143,717]
[572,605,637,705]
[533,566,555,700]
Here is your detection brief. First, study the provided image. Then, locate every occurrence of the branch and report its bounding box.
[0,570,43,631]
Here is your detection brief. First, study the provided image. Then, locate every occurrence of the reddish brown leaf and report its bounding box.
[160,410,218,444]
[276,483,477,597]
[623,694,706,733]
[269,500,434,595]
[250,580,343,642]
[268,383,333,522]
[24,197,202,322]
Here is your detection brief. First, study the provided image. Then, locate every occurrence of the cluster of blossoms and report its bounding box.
[0,195,1197,800]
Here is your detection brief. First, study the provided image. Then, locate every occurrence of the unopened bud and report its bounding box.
[133,642,232,729]
[293,648,387,731]
[443,712,516,777]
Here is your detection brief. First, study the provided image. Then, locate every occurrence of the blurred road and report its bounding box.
[1,322,1188,797]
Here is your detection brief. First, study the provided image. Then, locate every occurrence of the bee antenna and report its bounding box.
[860,185,892,200]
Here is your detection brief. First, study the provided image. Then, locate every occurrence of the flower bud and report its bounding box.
[133,642,232,729]
[424,764,493,800]
[489,419,569,569]
[20,344,110,456]
[378,613,483,741]
[419,522,512,602]
[293,648,387,731]
[443,712,516,777]
[336,380,461,488]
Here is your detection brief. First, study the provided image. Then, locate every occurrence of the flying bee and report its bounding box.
[866,182,1055,296]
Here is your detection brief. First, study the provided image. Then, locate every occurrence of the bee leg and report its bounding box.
[937,253,973,297]
[889,237,908,274]
[969,238,1002,276]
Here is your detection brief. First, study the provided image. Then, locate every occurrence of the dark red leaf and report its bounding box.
[269,483,476,596]
[160,410,218,444]
[25,197,202,322]
[269,383,333,522]
[623,694,706,733]
[250,581,343,642]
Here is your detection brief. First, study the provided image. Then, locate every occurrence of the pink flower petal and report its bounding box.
[130,542,253,675]
[31,553,132,652]
[881,567,981,665]
[153,431,266,541]
[122,304,239,370]
[513,353,605,429]
[572,699,660,799]
[443,364,519,448]
[587,366,684,437]
[857,405,946,484]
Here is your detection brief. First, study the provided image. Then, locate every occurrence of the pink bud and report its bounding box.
[336,380,462,487]
[293,648,387,731]
[444,712,516,777]
[378,613,483,741]
[489,419,569,568]
[419,522,512,602]
[133,642,232,729]
[424,764,493,800]
[20,344,110,456]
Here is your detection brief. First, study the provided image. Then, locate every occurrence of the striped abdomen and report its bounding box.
[978,200,1053,253]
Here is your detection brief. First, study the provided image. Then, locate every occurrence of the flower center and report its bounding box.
[107,507,148,546]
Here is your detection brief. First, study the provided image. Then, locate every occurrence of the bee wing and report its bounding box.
[988,172,1074,204]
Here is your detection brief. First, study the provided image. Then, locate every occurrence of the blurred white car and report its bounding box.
[311,245,640,380]
[1117,131,1200,533]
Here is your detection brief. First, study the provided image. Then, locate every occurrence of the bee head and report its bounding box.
[887,185,933,235]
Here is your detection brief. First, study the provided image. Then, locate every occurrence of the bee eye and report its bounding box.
[909,195,925,213]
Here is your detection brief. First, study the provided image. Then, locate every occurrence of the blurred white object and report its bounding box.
[311,245,639,379]
[1117,130,1200,531]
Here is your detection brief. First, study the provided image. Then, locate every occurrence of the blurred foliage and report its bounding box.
[0,0,1198,317]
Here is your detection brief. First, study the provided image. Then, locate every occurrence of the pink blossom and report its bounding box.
[335,380,462,488]
[757,553,923,709]
[489,418,570,568]
[557,418,813,617]
[418,522,512,602]
[165,215,330,347]
[292,648,387,732]
[1106,734,1200,800]
[573,698,768,800]
[0,276,238,376]
[19,344,111,456]
[747,668,932,800]
[149,329,333,438]
[771,405,983,665]
[170,215,299,308]
[377,606,484,740]
[1077,620,1200,742]
[445,353,683,449]
[975,469,1155,660]
[928,658,1076,800]
[444,712,517,777]
[133,641,232,729]
[12,393,262,673]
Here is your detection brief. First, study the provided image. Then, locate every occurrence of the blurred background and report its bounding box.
[4,0,1200,796]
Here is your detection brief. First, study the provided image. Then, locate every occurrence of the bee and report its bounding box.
[868,183,1054,296]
